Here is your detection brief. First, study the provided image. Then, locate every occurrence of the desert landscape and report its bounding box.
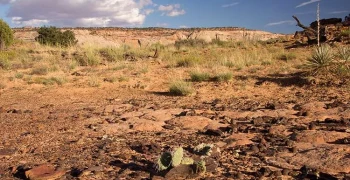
[0,21,350,180]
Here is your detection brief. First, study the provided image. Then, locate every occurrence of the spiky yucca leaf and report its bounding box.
[156,152,172,171]
[194,160,206,174]
[171,147,184,167]
[306,45,334,74]
[181,157,194,165]
[194,144,214,156]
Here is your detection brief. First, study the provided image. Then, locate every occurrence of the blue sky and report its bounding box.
[0,0,349,34]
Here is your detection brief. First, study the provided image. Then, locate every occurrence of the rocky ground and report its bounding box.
[0,58,350,179]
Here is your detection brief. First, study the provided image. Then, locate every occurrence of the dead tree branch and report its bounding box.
[292,15,316,34]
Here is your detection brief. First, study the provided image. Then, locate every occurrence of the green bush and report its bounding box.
[36,26,77,47]
[0,19,14,50]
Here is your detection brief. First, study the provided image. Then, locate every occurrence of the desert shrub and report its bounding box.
[0,19,14,50]
[175,39,207,49]
[337,46,350,61]
[306,45,334,73]
[190,71,210,82]
[213,72,233,82]
[169,80,194,96]
[36,26,77,47]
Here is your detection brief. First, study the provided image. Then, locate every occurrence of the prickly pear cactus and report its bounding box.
[171,147,184,167]
[181,157,194,165]
[194,143,214,156]
[156,152,172,171]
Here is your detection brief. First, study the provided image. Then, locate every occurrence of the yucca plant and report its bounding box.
[306,44,334,74]
[337,46,350,61]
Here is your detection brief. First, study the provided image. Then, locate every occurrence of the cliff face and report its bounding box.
[13,28,284,47]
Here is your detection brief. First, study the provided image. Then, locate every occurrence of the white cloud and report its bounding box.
[3,0,155,27]
[266,20,295,26]
[222,2,239,8]
[158,4,186,17]
[329,10,349,14]
[12,17,49,26]
[179,25,187,28]
[296,0,321,8]
[144,9,154,15]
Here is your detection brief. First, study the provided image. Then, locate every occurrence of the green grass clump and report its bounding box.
[99,47,123,62]
[169,80,194,96]
[190,71,210,82]
[118,76,129,82]
[74,47,101,66]
[277,52,297,61]
[31,66,49,75]
[30,76,66,85]
[176,56,202,67]
[15,73,24,79]
[88,76,100,87]
[0,51,16,69]
[213,72,233,82]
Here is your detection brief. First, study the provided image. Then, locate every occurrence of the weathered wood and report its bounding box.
[292,15,317,34]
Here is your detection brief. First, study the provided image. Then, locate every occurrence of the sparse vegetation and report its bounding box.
[88,76,100,87]
[99,47,123,61]
[213,72,233,82]
[175,39,207,50]
[74,46,101,66]
[169,80,194,96]
[29,76,66,85]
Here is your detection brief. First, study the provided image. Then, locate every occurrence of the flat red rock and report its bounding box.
[25,164,65,180]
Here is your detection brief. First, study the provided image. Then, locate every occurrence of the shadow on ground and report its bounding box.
[254,72,310,87]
